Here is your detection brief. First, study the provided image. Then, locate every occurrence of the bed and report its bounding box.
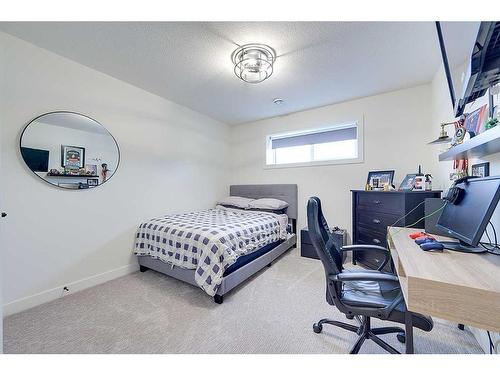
[134,184,297,303]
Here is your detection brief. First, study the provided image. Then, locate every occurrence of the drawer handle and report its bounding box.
[372,219,381,224]
[373,200,381,204]
[372,238,381,244]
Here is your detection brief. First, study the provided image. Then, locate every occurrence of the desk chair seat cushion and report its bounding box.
[340,270,434,332]
[341,271,400,309]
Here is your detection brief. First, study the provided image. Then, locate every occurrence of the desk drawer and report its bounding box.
[356,210,400,232]
[357,193,404,214]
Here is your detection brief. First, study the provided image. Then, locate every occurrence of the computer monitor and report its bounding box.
[436,176,500,253]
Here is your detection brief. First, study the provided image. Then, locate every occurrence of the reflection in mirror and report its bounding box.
[20,112,120,189]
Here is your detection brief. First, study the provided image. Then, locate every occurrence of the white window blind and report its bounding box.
[266,123,362,167]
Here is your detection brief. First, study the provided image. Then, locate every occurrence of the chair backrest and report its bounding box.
[306,197,344,276]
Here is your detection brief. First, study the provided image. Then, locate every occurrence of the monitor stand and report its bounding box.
[441,241,487,254]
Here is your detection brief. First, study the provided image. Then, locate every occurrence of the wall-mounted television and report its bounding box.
[436,21,500,117]
[20,147,49,172]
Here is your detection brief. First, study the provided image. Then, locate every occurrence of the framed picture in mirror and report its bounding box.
[61,145,85,169]
[87,178,99,187]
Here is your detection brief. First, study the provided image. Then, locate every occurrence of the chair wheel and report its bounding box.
[397,333,406,344]
[313,323,323,334]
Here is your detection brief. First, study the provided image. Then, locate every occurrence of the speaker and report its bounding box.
[425,198,448,236]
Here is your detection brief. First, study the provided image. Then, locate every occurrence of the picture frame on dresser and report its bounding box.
[366,170,395,190]
[398,174,417,191]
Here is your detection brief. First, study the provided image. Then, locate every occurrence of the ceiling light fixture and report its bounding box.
[231,44,276,84]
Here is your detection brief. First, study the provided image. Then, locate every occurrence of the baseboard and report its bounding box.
[3,263,139,316]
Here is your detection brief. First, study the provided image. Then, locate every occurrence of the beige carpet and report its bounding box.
[3,249,483,354]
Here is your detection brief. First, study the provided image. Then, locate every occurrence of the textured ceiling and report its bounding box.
[1,22,446,124]
[36,112,110,135]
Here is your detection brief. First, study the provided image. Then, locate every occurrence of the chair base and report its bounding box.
[313,316,410,354]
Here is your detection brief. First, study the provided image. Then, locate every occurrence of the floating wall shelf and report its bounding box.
[439,126,500,161]
[46,174,99,178]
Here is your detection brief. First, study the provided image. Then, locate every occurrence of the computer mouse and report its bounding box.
[415,237,436,245]
[409,231,426,239]
[420,242,444,251]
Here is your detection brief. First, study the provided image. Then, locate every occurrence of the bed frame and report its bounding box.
[137,184,298,304]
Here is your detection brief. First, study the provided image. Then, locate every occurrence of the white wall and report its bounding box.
[0,32,230,315]
[230,84,438,234]
[430,63,499,354]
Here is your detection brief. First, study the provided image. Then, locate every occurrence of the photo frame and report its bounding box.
[61,145,85,169]
[398,174,417,191]
[366,170,395,190]
[87,178,99,187]
[471,162,490,178]
[85,164,98,176]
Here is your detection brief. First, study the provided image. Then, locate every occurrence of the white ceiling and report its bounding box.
[1,22,449,124]
[35,112,110,135]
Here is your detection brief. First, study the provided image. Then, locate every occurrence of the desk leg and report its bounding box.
[405,311,414,354]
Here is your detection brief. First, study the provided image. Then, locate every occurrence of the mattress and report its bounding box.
[134,206,288,296]
[223,239,284,276]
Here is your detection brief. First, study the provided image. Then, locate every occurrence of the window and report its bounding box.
[266,122,363,167]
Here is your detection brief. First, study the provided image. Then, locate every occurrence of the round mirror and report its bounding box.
[20,111,120,189]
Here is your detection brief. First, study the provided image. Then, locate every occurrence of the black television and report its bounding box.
[436,21,500,117]
[20,147,49,172]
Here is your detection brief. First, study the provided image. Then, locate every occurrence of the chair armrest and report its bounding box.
[329,272,399,283]
[341,244,392,271]
[340,244,389,253]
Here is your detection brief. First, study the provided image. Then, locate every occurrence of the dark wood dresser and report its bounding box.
[351,190,442,270]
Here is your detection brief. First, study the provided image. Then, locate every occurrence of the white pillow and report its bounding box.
[248,198,289,210]
[217,196,254,209]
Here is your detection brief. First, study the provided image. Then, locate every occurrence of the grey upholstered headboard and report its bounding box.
[229,184,298,220]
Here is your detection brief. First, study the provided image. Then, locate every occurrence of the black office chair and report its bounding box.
[307,197,433,354]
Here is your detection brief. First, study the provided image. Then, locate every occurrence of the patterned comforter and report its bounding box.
[134,206,288,296]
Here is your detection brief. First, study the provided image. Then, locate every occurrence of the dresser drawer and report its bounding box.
[356,193,404,214]
[354,226,391,271]
[354,249,391,271]
[356,210,400,233]
[356,225,387,247]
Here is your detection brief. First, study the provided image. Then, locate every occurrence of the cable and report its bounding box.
[487,330,494,354]
[390,201,426,227]
[484,221,500,255]
[489,221,498,248]
[481,223,496,251]
[392,202,447,236]
[485,226,492,244]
